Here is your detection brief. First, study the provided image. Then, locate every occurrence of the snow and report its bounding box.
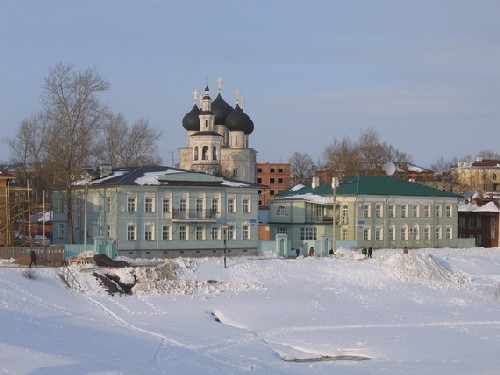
[459,201,499,213]
[1,247,500,374]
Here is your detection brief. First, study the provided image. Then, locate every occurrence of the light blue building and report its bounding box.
[52,165,261,258]
[269,176,463,256]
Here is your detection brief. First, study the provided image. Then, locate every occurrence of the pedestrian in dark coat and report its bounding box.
[368,247,373,258]
[29,250,37,268]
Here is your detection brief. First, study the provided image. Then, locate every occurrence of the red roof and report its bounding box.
[471,159,500,167]
[0,170,16,179]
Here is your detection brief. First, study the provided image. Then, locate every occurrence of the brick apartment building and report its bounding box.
[256,163,291,208]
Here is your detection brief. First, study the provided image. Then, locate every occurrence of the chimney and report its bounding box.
[99,164,112,178]
[312,176,320,189]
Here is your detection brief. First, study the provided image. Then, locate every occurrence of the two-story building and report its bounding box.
[268,176,462,256]
[52,165,261,258]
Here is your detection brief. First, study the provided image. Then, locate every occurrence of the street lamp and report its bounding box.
[221,223,229,268]
[332,177,339,254]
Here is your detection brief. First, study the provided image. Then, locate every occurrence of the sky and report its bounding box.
[1,1,499,169]
[1,247,500,374]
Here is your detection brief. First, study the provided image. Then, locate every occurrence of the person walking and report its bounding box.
[29,250,37,268]
[368,247,373,258]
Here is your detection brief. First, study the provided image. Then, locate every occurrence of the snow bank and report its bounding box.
[380,252,470,288]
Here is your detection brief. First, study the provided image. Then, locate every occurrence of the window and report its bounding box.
[144,223,154,240]
[145,197,154,212]
[127,197,136,212]
[180,198,187,212]
[388,225,395,241]
[232,168,238,177]
[342,204,349,218]
[257,178,262,183]
[270,178,275,183]
[445,226,452,239]
[363,204,371,218]
[202,146,208,160]
[242,198,250,213]
[375,227,383,241]
[58,223,65,239]
[446,205,452,218]
[341,227,348,240]
[193,146,199,161]
[424,226,430,240]
[300,227,317,240]
[277,227,288,234]
[270,168,275,173]
[277,205,287,216]
[227,197,236,213]
[400,225,408,241]
[376,204,383,218]
[388,205,395,218]
[242,225,250,240]
[227,225,235,240]
[211,198,219,213]
[412,205,419,218]
[211,226,219,240]
[127,224,136,241]
[413,225,420,240]
[435,204,442,218]
[196,198,203,213]
[278,168,283,173]
[179,225,187,240]
[424,205,430,218]
[212,146,217,160]
[162,197,170,213]
[363,227,371,241]
[278,178,283,183]
[400,205,408,218]
[162,225,171,240]
[196,225,204,240]
[435,226,442,240]
[105,196,111,212]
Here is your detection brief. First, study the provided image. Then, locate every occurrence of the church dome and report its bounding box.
[211,93,234,125]
[182,104,200,131]
[245,119,254,135]
[225,104,252,132]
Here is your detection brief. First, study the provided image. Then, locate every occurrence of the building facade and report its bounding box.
[177,81,257,183]
[52,166,261,258]
[454,157,500,193]
[268,176,462,256]
[256,162,291,208]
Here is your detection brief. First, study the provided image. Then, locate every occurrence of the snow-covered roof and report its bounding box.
[458,201,499,213]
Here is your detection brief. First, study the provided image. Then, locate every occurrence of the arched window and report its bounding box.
[202,146,208,160]
[193,146,199,161]
[212,146,217,160]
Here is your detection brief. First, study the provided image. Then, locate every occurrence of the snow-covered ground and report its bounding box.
[1,247,500,374]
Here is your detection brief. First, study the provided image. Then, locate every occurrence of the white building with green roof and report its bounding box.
[268,176,463,256]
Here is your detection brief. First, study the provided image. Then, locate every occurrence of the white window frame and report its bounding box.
[162,225,171,240]
[242,224,250,240]
[127,224,136,241]
[144,223,155,241]
[145,196,155,213]
[127,196,137,212]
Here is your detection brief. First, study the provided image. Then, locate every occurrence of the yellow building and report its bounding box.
[455,157,500,193]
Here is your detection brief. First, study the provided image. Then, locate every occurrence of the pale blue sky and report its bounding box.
[1,0,499,168]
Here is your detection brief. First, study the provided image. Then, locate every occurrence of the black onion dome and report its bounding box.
[245,119,254,135]
[211,93,234,125]
[225,104,251,132]
[182,104,200,131]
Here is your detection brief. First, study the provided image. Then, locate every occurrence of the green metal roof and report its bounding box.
[278,176,462,198]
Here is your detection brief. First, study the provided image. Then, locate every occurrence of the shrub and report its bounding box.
[22,269,37,280]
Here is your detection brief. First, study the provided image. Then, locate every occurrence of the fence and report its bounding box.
[0,246,65,266]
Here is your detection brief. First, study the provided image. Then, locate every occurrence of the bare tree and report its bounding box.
[42,62,110,244]
[322,128,412,177]
[6,112,50,192]
[289,152,316,185]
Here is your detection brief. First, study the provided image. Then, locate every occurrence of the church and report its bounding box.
[177,79,257,183]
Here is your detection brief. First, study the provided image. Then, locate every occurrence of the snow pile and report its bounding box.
[380,252,470,288]
[105,259,265,295]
